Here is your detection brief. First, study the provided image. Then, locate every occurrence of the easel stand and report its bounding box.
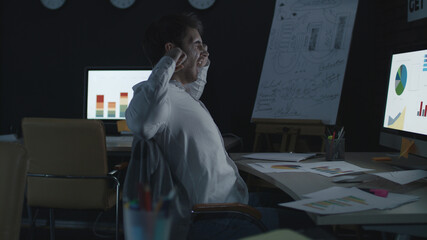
[252,119,325,152]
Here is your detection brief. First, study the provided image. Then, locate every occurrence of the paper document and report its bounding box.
[304,161,373,177]
[370,170,427,185]
[280,187,382,214]
[248,162,306,173]
[303,186,419,210]
[375,192,420,210]
[247,161,371,177]
[243,153,316,162]
[303,187,419,210]
[332,174,377,183]
[279,187,419,214]
[241,229,310,240]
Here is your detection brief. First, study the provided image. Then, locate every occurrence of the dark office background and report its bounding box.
[1,0,427,152]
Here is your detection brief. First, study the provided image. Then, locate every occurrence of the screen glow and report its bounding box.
[383,49,427,136]
[86,69,151,120]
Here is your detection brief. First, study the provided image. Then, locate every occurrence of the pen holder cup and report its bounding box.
[123,206,172,240]
[325,138,345,161]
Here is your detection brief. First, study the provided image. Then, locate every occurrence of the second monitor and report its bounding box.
[84,67,152,121]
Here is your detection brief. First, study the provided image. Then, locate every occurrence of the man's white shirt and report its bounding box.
[126,56,248,205]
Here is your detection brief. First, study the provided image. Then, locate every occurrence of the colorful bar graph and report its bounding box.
[96,95,104,117]
[311,166,353,175]
[417,101,427,117]
[120,92,128,117]
[424,55,427,71]
[303,195,368,211]
[108,102,116,117]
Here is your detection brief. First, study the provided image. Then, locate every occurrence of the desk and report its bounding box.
[106,135,133,152]
[231,152,427,226]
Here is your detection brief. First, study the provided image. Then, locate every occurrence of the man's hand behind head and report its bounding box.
[165,47,187,72]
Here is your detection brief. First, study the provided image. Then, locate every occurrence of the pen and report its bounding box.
[338,127,344,139]
[328,131,336,159]
[138,183,152,211]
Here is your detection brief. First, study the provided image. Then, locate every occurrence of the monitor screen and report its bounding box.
[84,67,151,120]
[380,47,427,158]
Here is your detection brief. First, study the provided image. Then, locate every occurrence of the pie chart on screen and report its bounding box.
[395,64,407,96]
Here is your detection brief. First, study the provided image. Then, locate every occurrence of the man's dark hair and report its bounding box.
[142,13,203,66]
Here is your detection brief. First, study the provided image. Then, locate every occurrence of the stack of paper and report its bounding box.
[279,187,419,215]
[370,170,427,185]
[248,161,372,177]
[243,153,316,162]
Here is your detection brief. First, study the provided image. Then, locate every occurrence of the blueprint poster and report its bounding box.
[252,0,359,125]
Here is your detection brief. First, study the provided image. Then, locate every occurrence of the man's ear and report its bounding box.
[164,42,174,52]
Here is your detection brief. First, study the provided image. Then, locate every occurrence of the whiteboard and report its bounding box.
[252,0,359,125]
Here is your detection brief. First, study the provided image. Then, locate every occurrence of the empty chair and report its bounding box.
[0,141,28,240]
[22,117,121,240]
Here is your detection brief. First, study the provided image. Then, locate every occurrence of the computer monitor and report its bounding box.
[83,67,151,121]
[379,46,427,159]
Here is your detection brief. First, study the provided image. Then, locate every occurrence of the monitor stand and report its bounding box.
[104,121,119,136]
[383,153,427,171]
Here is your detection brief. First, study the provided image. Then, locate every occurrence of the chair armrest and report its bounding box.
[108,161,129,176]
[113,161,129,171]
[192,202,262,220]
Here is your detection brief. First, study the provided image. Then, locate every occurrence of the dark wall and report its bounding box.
[0,0,274,150]
[1,0,426,151]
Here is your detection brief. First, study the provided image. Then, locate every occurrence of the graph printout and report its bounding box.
[383,49,427,135]
[87,70,151,119]
[280,186,419,214]
[248,161,371,176]
[252,0,358,124]
[284,187,382,214]
[248,162,306,173]
[304,161,372,177]
[279,187,382,214]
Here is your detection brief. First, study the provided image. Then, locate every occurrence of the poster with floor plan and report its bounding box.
[252,0,359,125]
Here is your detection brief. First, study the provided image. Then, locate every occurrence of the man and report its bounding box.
[125,13,316,239]
[125,12,248,209]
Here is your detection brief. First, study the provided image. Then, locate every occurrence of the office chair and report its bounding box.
[123,138,268,240]
[0,141,29,240]
[22,117,124,240]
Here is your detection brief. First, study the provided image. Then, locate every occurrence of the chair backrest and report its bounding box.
[123,137,192,239]
[22,117,114,210]
[0,141,28,240]
[22,118,108,175]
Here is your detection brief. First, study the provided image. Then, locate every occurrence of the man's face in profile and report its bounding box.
[177,27,206,83]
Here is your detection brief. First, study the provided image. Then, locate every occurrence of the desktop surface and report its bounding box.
[106,135,133,152]
[231,152,427,225]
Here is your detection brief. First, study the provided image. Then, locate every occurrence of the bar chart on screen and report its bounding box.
[94,92,129,119]
[86,68,151,120]
[417,101,427,117]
